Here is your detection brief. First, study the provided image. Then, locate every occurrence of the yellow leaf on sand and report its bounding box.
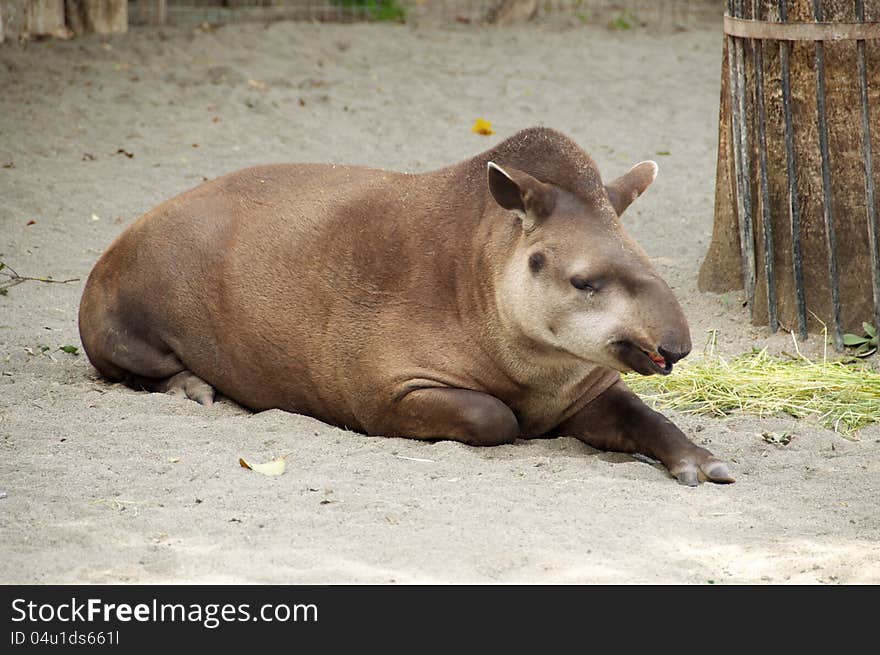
[471,118,494,136]
[239,456,286,477]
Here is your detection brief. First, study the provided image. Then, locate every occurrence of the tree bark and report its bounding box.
[485,0,538,24]
[699,34,744,293]
[65,0,127,35]
[700,0,880,335]
[0,0,65,39]
[134,0,165,27]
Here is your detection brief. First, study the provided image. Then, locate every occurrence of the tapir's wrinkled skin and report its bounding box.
[79,127,733,485]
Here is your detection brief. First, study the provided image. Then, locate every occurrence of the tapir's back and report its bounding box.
[79,162,473,429]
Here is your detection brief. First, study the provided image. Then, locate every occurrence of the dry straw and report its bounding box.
[625,330,880,435]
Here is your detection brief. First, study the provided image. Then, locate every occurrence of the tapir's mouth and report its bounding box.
[644,349,673,375]
[613,341,674,376]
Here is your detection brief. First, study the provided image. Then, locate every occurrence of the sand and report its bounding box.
[1,17,878,584]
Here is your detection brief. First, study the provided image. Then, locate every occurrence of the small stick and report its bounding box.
[0,261,79,291]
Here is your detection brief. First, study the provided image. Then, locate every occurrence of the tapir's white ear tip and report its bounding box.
[487,161,511,178]
[641,160,659,180]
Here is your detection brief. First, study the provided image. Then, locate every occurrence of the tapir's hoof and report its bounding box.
[165,371,215,406]
[671,458,735,486]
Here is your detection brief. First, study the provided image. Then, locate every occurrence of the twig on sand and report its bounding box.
[0,260,79,294]
[91,498,141,517]
[394,455,436,463]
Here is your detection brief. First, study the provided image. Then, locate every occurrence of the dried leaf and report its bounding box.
[761,431,792,446]
[239,455,286,476]
[471,118,494,136]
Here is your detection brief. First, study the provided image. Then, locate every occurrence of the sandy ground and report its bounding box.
[1,18,879,584]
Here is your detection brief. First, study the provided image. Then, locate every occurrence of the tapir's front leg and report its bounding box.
[553,379,734,486]
[379,387,521,447]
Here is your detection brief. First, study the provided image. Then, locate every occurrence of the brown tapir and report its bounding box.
[79,126,733,486]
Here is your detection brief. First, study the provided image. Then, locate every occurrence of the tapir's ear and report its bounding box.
[604,161,658,216]
[487,161,556,231]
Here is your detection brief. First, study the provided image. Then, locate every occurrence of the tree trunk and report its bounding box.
[0,0,65,39]
[65,0,127,35]
[699,34,744,294]
[700,0,880,336]
[485,0,538,24]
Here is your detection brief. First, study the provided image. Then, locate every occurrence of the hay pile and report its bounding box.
[626,333,880,434]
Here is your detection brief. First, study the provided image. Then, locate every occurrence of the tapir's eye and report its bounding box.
[528,252,546,273]
[570,276,595,292]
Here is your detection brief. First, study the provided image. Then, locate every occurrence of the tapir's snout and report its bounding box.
[658,326,692,364]
[612,282,692,377]
[658,343,691,366]
[613,338,689,377]
[640,320,692,376]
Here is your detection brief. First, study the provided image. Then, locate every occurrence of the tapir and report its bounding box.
[79,127,733,485]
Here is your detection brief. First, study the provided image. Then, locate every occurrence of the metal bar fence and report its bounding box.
[725,0,880,343]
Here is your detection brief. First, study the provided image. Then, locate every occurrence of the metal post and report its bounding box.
[778,0,809,339]
[728,0,757,316]
[856,0,880,334]
[752,0,778,332]
[812,0,844,349]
